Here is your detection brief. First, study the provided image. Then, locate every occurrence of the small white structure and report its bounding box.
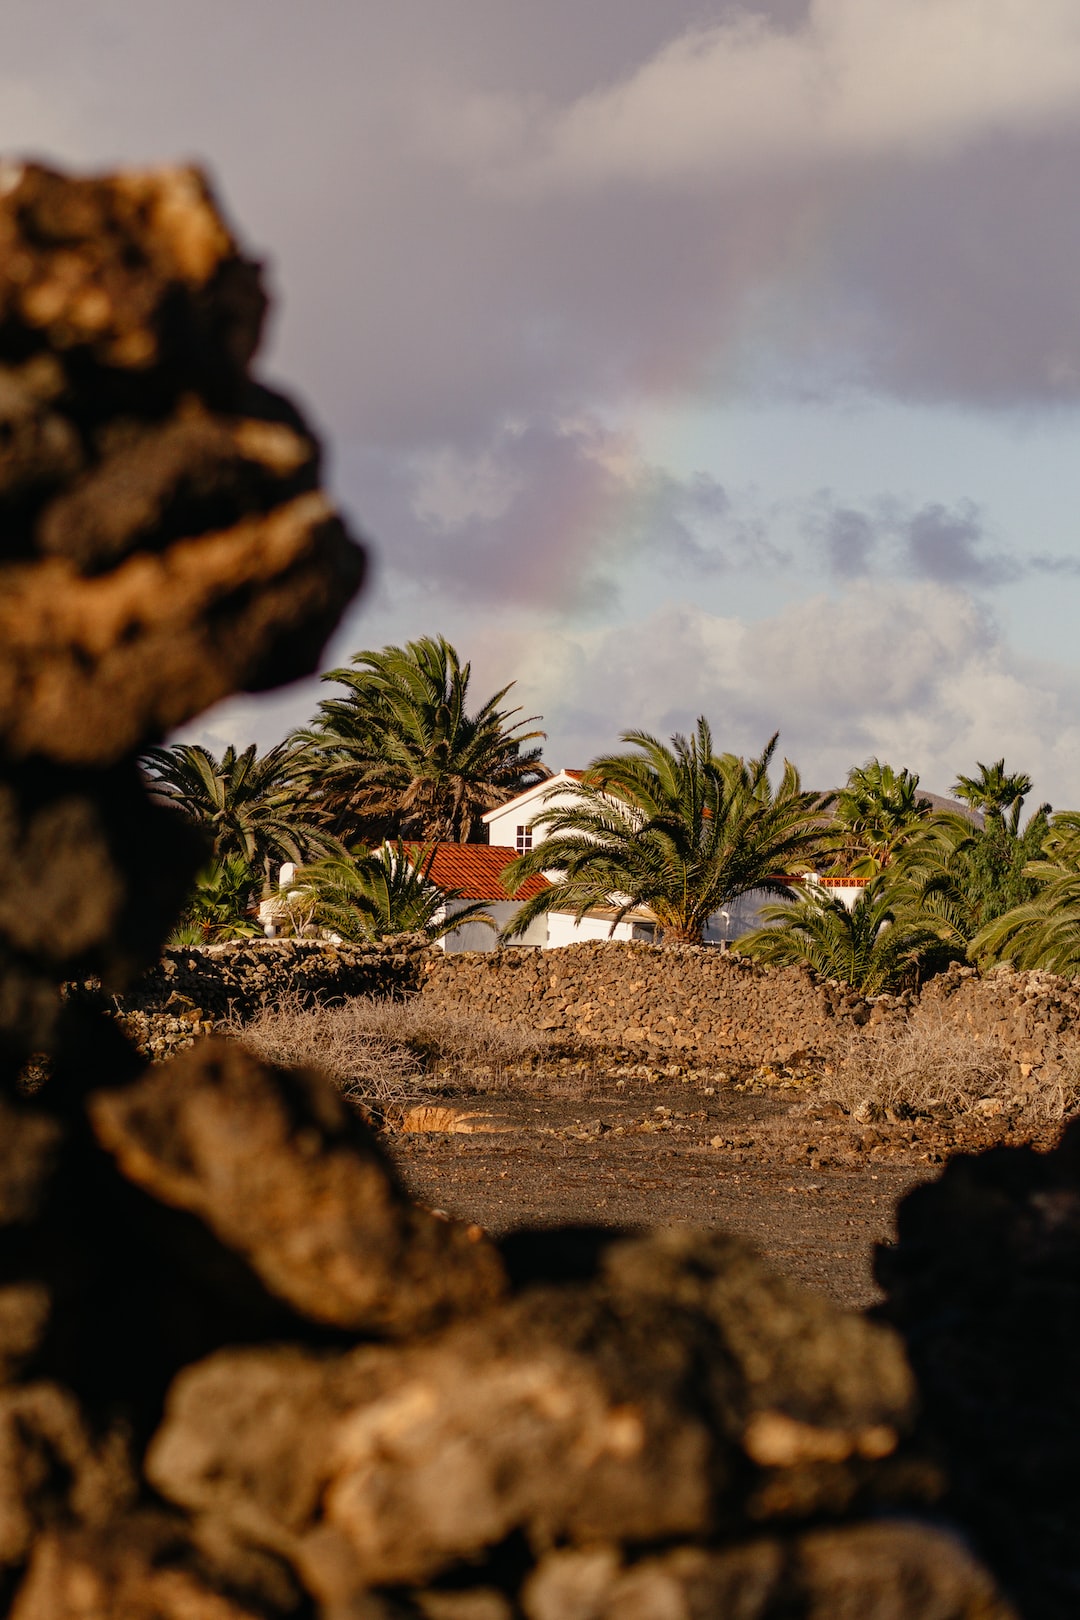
[482,770,587,856]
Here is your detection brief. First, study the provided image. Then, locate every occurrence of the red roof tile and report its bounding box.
[403,844,551,902]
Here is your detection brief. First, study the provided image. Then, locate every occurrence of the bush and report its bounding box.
[230,994,549,1111]
[821,1006,1080,1124]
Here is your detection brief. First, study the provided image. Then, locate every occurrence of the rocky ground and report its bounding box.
[388,1064,1066,1310]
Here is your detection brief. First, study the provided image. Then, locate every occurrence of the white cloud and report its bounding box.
[493,584,1080,804]
[476,0,1080,191]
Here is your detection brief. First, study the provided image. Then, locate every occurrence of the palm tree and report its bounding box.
[738,872,951,994]
[953,758,1033,834]
[827,759,933,875]
[300,635,548,845]
[502,721,827,944]
[289,844,495,945]
[168,855,261,947]
[894,765,1051,945]
[142,740,341,890]
[970,813,1080,973]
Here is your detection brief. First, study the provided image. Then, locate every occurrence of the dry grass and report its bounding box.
[227,994,550,1112]
[821,1007,1080,1124]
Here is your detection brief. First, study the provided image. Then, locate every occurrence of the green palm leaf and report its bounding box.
[142,739,341,889]
[503,721,827,944]
[297,635,547,844]
[739,872,951,995]
[290,843,495,945]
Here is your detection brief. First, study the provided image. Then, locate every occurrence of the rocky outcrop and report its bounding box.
[80,937,430,1060]
[877,1120,1080,1620]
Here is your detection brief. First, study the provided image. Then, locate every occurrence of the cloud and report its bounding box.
[490,584,1080,803]
[809,497,1021,584]
[476,1,1080,192]
[4,0,1080,449]
[345,418,786,612]
[178,575,1080,810]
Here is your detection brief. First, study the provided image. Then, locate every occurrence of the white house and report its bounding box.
[262,773,868,951]
[478,772,868,949]
[482,770,587,855]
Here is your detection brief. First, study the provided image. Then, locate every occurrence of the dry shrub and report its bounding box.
[230,994,424,1112]
[822,1007,1080,1124]
[228,994,549,1109]
[348,996,550,1074]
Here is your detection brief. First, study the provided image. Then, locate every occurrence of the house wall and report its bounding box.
[545,911,653,947]
[485,785,566,850]
[436,899,547,953]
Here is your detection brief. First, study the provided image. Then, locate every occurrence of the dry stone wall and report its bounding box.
[418,944,1080,1088]
[78,937,428,1060]
[114,938,1080,1086]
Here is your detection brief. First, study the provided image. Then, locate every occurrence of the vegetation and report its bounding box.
[299,634,547,844]
[502,721,826,944]
[143,741,339,888]
[286,844,495,946]
[158,629,1080,992]
[739,872,951,995]
[970,814,1080,973]
[827,758,933,875]
[167,855,261,947]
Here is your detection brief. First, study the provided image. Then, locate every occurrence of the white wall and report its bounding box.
[484,773,580,850]
[704,880,865,944]
[544,910,655,947]
[436,898,547,953]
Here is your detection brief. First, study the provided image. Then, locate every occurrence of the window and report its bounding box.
[516,825,533,853]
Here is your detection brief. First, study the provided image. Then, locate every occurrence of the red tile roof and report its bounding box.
[403,844,551,902]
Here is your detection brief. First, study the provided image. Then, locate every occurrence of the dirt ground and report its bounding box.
[388,1068,1064,1312]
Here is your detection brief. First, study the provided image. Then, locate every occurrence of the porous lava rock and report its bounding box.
[88,1039,507,1337]
[0,161,364,1062]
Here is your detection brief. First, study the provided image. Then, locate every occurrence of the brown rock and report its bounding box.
[10,1515,275,1620]
[0,492,363,765]
[522,1522,1015,1620]
[0,163,264,398]
[0,1284,52,1382]
[878,1122,1080,1619]
[146,1229,926,1601]
[37,394,319,573]
[0,1095,63,1224]
[0,1383,133,1569]
[87,1039,507,1334]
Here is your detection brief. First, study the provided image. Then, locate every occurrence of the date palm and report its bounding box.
[739,872,951,994]
[503,721,827,944]
[167,855,261,947]
[970,813,1080,972]
[893,777,1051,948]
[301,635,547,844]
[828,759,933,875]
[142,740,339,889]
[953,758,1033,834]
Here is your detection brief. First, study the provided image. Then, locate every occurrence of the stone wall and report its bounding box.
[110,938,1080,1086]
[82,937,427,1060]
[418,944,1080,1087]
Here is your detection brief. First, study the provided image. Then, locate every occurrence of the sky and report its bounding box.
[6,0,1080,801]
